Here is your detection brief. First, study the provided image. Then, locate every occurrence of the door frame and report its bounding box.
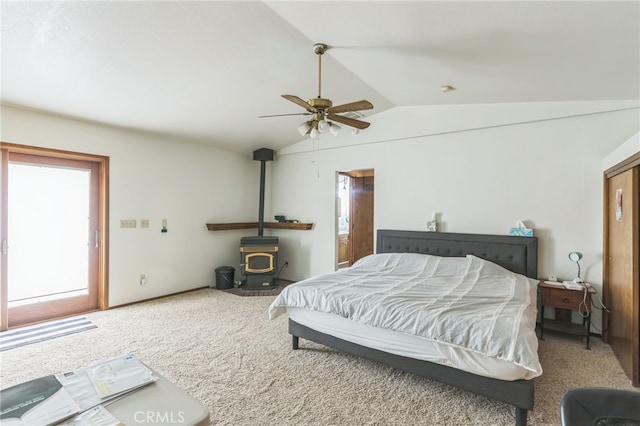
[0,142,109,330]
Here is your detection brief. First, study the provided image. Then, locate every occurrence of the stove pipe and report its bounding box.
[253,148,274,237]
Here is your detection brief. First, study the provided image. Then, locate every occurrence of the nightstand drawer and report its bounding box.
[541,287,588,311]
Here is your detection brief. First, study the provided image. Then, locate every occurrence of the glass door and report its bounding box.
[2,152,101,328]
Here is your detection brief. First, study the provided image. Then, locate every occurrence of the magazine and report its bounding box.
[0,375,81,426]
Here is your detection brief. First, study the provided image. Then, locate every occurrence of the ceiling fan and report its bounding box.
[260,43,374,137]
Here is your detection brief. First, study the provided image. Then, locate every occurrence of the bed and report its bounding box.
[269,229,540,426]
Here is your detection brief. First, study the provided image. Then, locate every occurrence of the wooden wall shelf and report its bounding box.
[206,222,313,231]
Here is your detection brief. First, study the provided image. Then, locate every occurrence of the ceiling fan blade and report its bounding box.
[327,100,374,114]
[282,94,316,112]
[327,113,370,130]
[258,112,312,118]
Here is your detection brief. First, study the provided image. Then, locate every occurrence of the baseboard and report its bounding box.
[107,286,210,310]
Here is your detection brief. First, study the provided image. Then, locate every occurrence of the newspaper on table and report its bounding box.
[58,404,124,426]
[1,354,156,425]
[56,354,158,411]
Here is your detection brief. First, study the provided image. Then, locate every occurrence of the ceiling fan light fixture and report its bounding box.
[317,119,330,133]
[329,122,342,136]
[268,42,373,137]
[297,121,311,136]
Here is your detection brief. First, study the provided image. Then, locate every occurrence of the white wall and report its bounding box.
[1,105,260,306]
[2,100,638,328]
[604,131,640,170]
[271,100,640,331]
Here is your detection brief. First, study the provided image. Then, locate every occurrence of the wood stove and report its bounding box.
[240,148,278,290]
[240,236,278,289]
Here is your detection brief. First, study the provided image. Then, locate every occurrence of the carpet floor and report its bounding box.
[0,288,637,425]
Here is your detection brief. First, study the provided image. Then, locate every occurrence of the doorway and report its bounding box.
[1,144,109,330]
[336,169,374,269]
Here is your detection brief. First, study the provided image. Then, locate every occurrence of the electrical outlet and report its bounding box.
[120,219,137,228]
[140,219,149,228]
[140,274,147,286]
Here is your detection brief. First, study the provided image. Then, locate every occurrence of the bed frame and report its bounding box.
[289,229,539,426]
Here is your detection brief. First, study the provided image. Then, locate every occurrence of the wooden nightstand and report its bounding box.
[538,281,595,349]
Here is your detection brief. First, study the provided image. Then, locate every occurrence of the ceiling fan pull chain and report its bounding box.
[317,49,322,99]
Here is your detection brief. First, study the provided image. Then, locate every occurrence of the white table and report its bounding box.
[105,370,209,426]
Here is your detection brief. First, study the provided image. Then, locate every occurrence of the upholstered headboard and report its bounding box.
[376,230,538,278]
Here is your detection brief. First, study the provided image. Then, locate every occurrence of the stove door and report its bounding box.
[243,252,275,274]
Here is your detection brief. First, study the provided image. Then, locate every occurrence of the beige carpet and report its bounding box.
[0,289,637,425]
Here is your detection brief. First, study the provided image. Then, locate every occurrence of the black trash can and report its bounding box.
[214,266,235,290]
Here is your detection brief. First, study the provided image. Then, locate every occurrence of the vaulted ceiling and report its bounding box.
[2,1,638,154]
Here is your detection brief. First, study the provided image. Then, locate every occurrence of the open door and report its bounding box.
[335,169,374,268]
[349,173,374,264]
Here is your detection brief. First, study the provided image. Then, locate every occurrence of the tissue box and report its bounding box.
[509,221,533,237]
[509,227,533,237]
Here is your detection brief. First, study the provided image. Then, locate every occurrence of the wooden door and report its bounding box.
[604,166,639,386]
[349,175,374,265]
